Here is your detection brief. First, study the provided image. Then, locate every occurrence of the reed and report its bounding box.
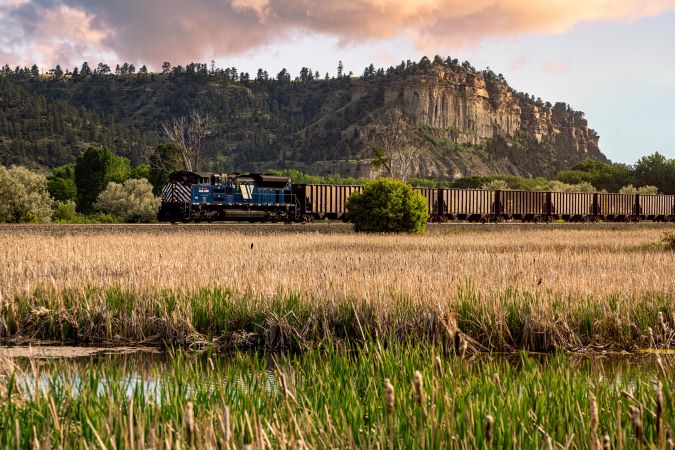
[0,343,672,449]
[0,226,673,351]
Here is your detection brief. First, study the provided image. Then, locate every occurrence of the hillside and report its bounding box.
[0,76,155,167]
[0,58,608,178]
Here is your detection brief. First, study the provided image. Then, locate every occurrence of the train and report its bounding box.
[158,170,675,223]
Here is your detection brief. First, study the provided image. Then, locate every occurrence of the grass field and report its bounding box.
[1,223,673,351]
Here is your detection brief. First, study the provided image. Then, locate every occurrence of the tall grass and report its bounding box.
[1,345,673,448]
[0,226,673,350]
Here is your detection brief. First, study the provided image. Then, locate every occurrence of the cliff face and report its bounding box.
[5,62,607,179]
[383,66,602,163]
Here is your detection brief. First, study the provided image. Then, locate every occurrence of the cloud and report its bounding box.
[1,0,675,68]
[508,54,529,71]
[545,60,571,74]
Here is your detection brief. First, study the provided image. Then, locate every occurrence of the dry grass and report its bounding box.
[0,225,673,350]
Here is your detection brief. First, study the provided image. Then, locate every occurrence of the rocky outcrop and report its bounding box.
[379,65,602,164]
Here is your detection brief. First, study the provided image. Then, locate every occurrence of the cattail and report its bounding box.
[434,356,443,378]
[656,381,664,442]
[185,402,195,450]
[589,389,599,450]
[601,434,610,450]
[223,405,231,443]
[413,370,424,406]
[384,378,395,413]
[590,390,599,434]
[656,353,667,379]
[280,372,288,397]
[647,326,655,348]
[658,311,667,334]
[485,415,494,449]
[454,332,461,354]
[616,402,623,450]
[629,405,643,450]
[493,373,503,396]
[545,434,553,450]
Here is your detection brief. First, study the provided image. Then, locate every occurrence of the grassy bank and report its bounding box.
[1,286,674,352]
[0,226,673,350]
[1,344,674,449]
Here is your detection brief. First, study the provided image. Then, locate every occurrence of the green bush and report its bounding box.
[52,201,123,224]
[0,165,54,223]
[94,178,161,223]
[663,231,675,251]
[346,178,428,234]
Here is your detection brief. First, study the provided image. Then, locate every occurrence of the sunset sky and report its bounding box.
[1,0,674,163]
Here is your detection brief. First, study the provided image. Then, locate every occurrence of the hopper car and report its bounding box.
[159,171,675,223]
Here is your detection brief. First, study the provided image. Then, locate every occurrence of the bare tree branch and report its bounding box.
[160,111,214,172]
[364,110,422,181]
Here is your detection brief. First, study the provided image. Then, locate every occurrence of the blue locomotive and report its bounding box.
[158,171,302,222]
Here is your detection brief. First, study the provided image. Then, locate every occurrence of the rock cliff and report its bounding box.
[297,62,606,179]
[385,66,602,162]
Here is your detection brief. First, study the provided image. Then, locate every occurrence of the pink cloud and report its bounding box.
[1,0,675,67]
[545,60,572,74]
[508,54,528,71]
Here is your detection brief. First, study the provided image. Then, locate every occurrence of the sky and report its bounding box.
[1,0,674,164]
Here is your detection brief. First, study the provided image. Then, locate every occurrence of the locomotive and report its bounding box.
[159,171,301,222]
[158,170,675,223]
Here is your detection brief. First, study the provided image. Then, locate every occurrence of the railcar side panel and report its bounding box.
[639,194,675,218]
[596,193,634,217]
[442,189,494,218]
[550,192,594,218]
[501,191,547,218]
[413,188,437,217]
[303,184,363,219]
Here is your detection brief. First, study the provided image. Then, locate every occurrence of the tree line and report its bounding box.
[0,147,160,224]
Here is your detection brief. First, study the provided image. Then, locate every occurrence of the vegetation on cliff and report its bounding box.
[1,56,608,178]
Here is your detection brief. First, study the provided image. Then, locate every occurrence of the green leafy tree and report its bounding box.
[107,154,133,182]
[131,164,151,180]
[148,143,185,194]
[94,178,161,222]
[346,178,428,234]
[47,164,77,202]
[0,165,54,222]
[632,152,674,194]
[75,147,114,213]
[557,161,632,192]
[52,200,79,222]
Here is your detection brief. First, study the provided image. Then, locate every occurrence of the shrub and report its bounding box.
[47,164,77,202]
[94,178,161,223]
[619,184,659,195]
[663,231,675,251]
[52,201,79,222]
[547,181,596,193]
[0,165,54,223]
[481,180,509,191]
[345,178,428,234]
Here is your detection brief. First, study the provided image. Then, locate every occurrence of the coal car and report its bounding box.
[158,171,675,223]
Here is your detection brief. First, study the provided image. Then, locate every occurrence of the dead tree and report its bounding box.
[161,111,214,172]
[365,110,422,181]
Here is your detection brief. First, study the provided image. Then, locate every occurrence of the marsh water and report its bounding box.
[2,345,672,400]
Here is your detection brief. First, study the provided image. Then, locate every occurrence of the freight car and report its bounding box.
[158,171,675,223]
